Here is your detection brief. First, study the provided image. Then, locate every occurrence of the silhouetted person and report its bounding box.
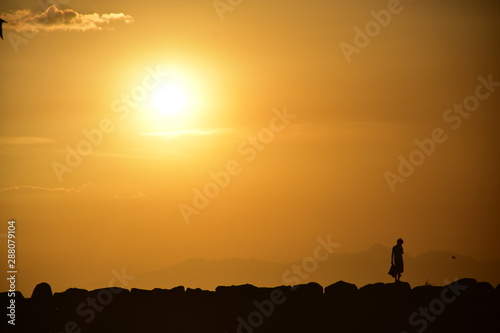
[0,19,6,40]
[389,238,404,282]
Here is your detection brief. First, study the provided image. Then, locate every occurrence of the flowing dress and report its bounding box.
[392,244,404,274]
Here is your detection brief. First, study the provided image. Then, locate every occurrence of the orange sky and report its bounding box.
[1,0,499,295]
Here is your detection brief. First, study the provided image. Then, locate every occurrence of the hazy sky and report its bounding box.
[1,0,499,294]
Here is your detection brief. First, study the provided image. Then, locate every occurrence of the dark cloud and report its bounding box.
[1,5,133,32]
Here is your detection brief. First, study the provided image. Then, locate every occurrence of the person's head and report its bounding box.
[397,238,404,245]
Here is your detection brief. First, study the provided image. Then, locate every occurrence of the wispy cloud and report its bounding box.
[0,136,55,145]
[1,5,133,33]
[140,128,237,138]
[0,184,89,194]
[0,183,147,201]
[141,129,215,137]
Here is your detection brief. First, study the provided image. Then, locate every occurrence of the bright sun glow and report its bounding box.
[151,82,188,116]
[142,67,207,134]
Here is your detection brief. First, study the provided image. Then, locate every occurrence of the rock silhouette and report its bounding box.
[30,282,53,332]
[0,19,6,40]
[85,248,500,291]
[1,279,499,332]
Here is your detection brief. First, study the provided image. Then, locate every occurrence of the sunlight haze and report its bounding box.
[0,0,499,295]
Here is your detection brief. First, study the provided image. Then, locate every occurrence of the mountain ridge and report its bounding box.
[80,244,500,291]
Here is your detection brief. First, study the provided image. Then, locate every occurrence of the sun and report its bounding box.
[151,82,188,116]
[141,67,207,133]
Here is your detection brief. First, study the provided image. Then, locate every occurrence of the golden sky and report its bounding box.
[1,0,499,294]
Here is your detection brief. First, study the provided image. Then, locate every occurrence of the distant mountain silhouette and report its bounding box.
[82,245,500,291]
[80,257,288,292]
[2,279,499,332]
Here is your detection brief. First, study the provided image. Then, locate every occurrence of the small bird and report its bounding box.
[0,19,7,40]
[451,256,456,259]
